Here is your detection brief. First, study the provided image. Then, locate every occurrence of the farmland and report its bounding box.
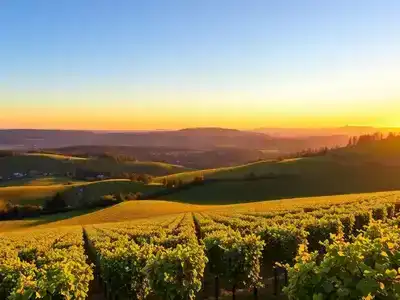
[3,0,400,297]
[2,138,400,299]
[1,191,400,299]
[0,200,216,232]
[3,138,400,210]
[0,179,163,209]
[154,147,400,203]
[156,140,400,184]
[0,226,93,299]
[0,191,395,232]
[0,152,191,178]
[0,176,85,187]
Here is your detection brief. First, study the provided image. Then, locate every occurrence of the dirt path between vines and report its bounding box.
[82,227,106,300]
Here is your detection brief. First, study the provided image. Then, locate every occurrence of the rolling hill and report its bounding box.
[1,190,398,232]
[0,176,85,187]
[2,136,399,209]
[154,140,400,203]
[0,179,163,208]
[0,185,68,209]
[0,127,349,150]
[0,152,191,177]
[155,158,305,183]
[50,145,272,169]
[0,200,215,232]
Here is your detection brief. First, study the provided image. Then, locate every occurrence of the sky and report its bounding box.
[1,0,400,130]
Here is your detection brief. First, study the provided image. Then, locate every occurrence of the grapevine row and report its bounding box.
[0,227,93,299]
[84,213,207,300]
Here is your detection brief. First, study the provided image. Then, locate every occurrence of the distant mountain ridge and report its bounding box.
[0,128,348,153]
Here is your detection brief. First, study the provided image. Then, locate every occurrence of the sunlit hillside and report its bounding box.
[156,140,400,184]
[0,179,162,208]
[1,190,398,233]
[153,142,400,203]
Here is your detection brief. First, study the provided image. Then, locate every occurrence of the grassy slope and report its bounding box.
[0,176,85,187]
[0,179,163,207]
[160,163,400,204]
[154,144,400,203]
[154,158,324,183]
[1,190,398,232]
[0,153,185,207]
[0,153,191,177]
[156,141,400,183]
[60,179,163,207]
[0,185,69,207]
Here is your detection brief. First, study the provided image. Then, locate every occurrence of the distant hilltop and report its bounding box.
[0,127,349,153]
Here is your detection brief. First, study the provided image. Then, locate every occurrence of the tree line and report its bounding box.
[280,132,400,160]
[347,132,400,146]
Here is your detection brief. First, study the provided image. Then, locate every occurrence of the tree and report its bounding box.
[115,193,125,202]
[0,150,16,158]
[193,176,204,184]
[166,180,177,188]
[45,192,67,211]
[387,132,397,140]
[347,137,353,147]
[137,174,152,184]
[130,173,139,182]
[247,172,256,180]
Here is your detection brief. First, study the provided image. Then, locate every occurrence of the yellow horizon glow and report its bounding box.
[1,104,399,131]
[2,66,400,130]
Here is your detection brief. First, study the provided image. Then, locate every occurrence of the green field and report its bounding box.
[0,153,191,177]
[0,179,163,208]
[0,176,85,187]
[154,158,301,183]
[158,164,400,204]
[60,179,163,207]
[3,143,400,208]
[2,140,400,217]
[0,185,69,209]
[156,142,400,183]
[153,147,400,203]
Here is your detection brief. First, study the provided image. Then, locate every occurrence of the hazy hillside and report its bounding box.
[0,128,349,153]
[49,145,270,169]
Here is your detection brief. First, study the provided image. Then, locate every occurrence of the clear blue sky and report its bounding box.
[1,0,400,129]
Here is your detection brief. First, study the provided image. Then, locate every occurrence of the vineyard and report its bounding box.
[1,193,400,299]
[0,227,93,299]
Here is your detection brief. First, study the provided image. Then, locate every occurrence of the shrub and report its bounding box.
[193,176,204,184]
[45,192,67,211]
[0,202,43,219]
[137,174,152,184]
[100,194,118,203]
[125,192,143,200]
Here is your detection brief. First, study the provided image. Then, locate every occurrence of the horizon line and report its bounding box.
[1,125,400,132]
